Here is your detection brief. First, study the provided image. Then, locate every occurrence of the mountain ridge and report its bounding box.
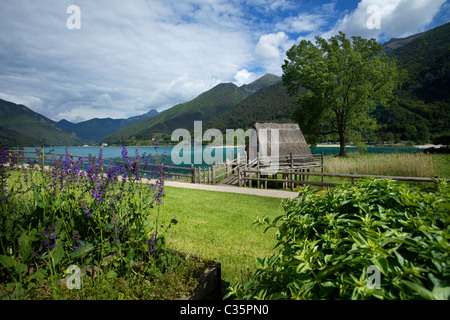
[103,74,281,144]
[58,108,160,144]
[0,99,84,147]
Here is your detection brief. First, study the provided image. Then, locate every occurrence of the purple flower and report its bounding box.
[43,224,57,250]
[147,233,157,254]
[72,231,85,251]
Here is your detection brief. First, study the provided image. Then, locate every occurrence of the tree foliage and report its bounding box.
[282,32,406,155]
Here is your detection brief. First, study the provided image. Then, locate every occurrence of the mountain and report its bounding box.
[58,109,159,144]
[58,118,131,144]
[103,74,281,144]
[375,22,450,143]
[204,24,449,144]
[382,32,426,54]
[239,73,282,96]
[0,99,84,147]
[206,81,300,131]
[103,25,448,145]
[127,109,159,122]
[388,22,449,104]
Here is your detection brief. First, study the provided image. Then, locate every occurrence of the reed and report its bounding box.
[324,152,443,178]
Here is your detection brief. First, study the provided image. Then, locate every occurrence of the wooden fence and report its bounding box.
[238,168,448,189]
[5,149,198,182]
[6,148,446,189]
[4,148,245,185]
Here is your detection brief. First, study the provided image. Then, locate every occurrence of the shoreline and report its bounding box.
[315,144,443,149]
[21,144,444,149]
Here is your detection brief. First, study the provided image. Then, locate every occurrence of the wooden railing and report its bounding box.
[4,149,198,183]
[9,148,444,190]
[210,152,248,184]
[238,168,449,189]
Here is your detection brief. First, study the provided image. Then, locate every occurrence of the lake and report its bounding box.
[24,145,422,167]
[24,145,245,168]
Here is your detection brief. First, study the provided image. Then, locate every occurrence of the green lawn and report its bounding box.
[150,187,285,285]
[150,153,450,286]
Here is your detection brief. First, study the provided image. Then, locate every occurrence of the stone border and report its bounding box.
[182,261,222,300]
[59,251,222,300]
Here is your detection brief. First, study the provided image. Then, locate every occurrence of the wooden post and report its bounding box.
[237,166,241,187]
[212,165,216,185]
[290,153,294,190]
[202,167,205,184]
[434,176,440,189]
[191,164,195,183]
[257,152,260,189]
[208,167,211,184]
[321,152,325,183]
[195,167,198,184]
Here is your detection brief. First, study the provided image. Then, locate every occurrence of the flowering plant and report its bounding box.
[0,140,175,299]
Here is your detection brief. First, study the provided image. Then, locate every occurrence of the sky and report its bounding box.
[0,0,448,123]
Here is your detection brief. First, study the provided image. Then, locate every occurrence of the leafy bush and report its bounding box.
[226,178,450,300]
[0,142,191,299]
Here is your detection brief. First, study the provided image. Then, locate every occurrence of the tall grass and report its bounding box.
[324,152,445,177]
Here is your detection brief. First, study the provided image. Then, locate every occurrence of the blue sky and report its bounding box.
[0,0,448,122]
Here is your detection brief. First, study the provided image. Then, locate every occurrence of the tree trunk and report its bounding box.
[338,115,347,156]
[339,132,347,156]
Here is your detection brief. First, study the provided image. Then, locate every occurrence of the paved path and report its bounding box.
[163,180,299,199]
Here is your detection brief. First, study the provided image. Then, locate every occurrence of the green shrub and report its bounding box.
[226,178,450,300]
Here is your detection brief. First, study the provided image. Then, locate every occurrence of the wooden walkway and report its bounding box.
[216,172,239,186]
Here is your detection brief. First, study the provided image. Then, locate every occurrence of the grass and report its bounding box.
[26,251,211,300]
[4,168,284,288]
[150,153,449,289]
[5,152,449,299]
[290,152,450,188]
[323,152,449,177]
[150,187,284,285]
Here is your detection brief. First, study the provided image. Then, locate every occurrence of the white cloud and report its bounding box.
[254,32,295,75]
[233,69,258,86]
[276,13,328,34]
[0,0,447,124]
[0,0,255,122]
[91,93,113,109]
[322,0,447,41]
[0,93,44,111]
[255,32,287,61]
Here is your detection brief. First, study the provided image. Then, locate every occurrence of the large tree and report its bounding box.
[282,32,405,156]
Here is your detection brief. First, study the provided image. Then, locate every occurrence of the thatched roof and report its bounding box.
[250,121,315,165]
